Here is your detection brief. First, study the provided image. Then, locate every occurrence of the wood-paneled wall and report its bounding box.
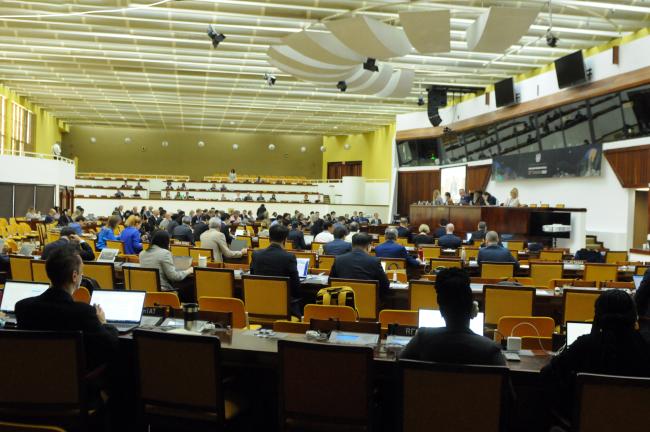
[604,144,650,188]
[466,165,492,192]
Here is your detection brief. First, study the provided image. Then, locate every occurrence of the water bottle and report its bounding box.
[460,247,467,262]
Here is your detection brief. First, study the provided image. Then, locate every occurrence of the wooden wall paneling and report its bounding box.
[482,207,530,236]
[449,206,482,234]
[327,161,362,180]
[397,170,441,217]
[604,145,650,188]
[409,205,450,230]
[466,165,492,192]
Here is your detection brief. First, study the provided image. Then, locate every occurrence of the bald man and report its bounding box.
[437,223,462,249]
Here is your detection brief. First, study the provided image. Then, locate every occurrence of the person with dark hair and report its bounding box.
[166,212,181,235]
[434,218,448,238]
[139,230,194,299]
[172,215,194,245]
[330,233,389,296]
[396,217,411,241]
[375,227,420,267]
[287,222,307,250]
[541,289,650,421]
[68,215,85,235]
[314,221,334,243]
[635,267,650,319]
[323,226,352,256]
[15,245,119,370]
[96,215,120,250]
[58,208,71,226]
[250,224,301,316]
[192,213,210,242]
[42,226,95,261]
[401,267,505,365]
[469,221,488,243]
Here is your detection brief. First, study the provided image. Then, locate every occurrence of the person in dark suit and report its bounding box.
[477,231,518,268]
[401,267,505,365]
[412,224,435,247]
[330,233,389,296]
[374,228,420,267]
[437,223,462,249]
[250,224,301,316]
[15,245,119,370]
[42,226,95,262]
[323,226,352,256]
[192,214,210,243]
[166,213,180,235]
[287,222,307,250]
[433,218,448,238]
[634,267,650,318]
[172,216,194,245]
[541,290,650,421]
[469,221,488,244]
[396,217,412,241]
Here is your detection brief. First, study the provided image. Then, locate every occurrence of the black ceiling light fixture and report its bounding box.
[264,73,277,86]
[363,58,379,72]
[546,0,559,47]
[207,25,226,48]
[337,81,347,92]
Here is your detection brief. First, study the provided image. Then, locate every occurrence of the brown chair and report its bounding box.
[429,258,462,269]
[317,255,336,270]
[105,240,125,255]
[483,285,535,326]
[539,250,563,261]
[303,304,357,323]
[635,265,649,276]
[507,241,525,251]
[563,289,601,324]
[198,297,249,329]
[170,244,190,257]
[421,246,441,260]
[408,280,438,311]
[81,262,115,289]
[290,251,316,269]
[310,242,327,252]
[124,267,161,293]
[9,256,33,281]
[144,292,181,309]
[278,340,374,432]
[72,287,91,304]
[194,268,235,299]
[583,263,618,284]
[0,330,95,431]
[242,275,291,322]
[496,316,555,344]
[273,321,310,334]
[386,270,407,283]
[379,310,418,329]
[530,262,564,288]
[30,260,49,283]
[133,330,241,431]
[604,251,628,264]
[380,258,406,270]
[601,281,635,290]
[463,247,479,261]
[480,262,515,279]
[329,278,379,320]
[189,248,214,263]
[399,360,508,432]
[574,373,650,432]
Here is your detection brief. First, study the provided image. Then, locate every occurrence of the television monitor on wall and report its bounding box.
[555,51,587,89]
[495,77,516,108]
[440,165,466,202]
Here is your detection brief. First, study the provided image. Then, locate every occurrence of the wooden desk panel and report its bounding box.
[450,206,481,233]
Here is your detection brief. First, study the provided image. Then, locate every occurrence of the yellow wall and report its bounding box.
[0,83,64,155]
[322,123,395,180]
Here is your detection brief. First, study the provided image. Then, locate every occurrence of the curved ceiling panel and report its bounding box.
[399,10,451,54]
[267,45,353,75]
[376,68,415,98]
[282,31,364,66]
[267,57,360,84]
[325,16,413,60]
[348,64,394,95]
[467,7,540,53]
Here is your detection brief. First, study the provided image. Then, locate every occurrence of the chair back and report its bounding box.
[105,240,125,254]
[242,275,290,321]
[507,241,525,251]
[539,250,563,261]
[483,285,535,326]
[604,251,628,264]
[258,237,270,249]
[194,267,235,299]
[278,340,373,432]
[317,255,336,270]
[237,236,253,248]
[381,258,406,270]
[635,265,649,276]
[30,260,49,283]
[429,258,462,269]
[133,330,226,427]
[409,280,438,311]
[563,289,601,324]
[495,316,555,343]
[310,241,327,252]
[273,320,310,334]
[85,238,97,253]
[81,262,115,289]
[189,247,214,263]
[601,281,635,290]
[530,262,564,288]
[170,244,190,257]
[124,267,161,293]
[463,247,479,261]
[400,360,508,432]
[303,304,357,323]
[379,310,418,329]
[9,256,33,281]
[583,263,618,284]
[144,292,181,309]
[329,278,379,320]
[386,270,407,283]
[574,373,650,432]
[198,297,248,329]
[72,287,91,304]
[421,246,441,260]
[480,262,515,279]
[291,251,316,268]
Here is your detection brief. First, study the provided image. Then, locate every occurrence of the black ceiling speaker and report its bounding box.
[427,88,447,127]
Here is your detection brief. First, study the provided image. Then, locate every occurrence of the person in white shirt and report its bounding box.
[314,221,335,243]
[504,187,521,207]
[345,222,359,243]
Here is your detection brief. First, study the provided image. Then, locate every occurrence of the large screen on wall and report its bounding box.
[440,165,466,202]
[491,142,602,181]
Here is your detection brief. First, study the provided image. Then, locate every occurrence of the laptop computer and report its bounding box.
[566,321,592,346]
[0,281,50,318]
[303,235,314,247]
[97,248,119,263]
[173,256,193,271]
[230,238,248,252]
[296,257,310,279]
[466,233,472,242]
[633,275,644,290]
[90,290,146,333]
[235,229,246,237]
[418,309,485,335]
[381,261,387,272]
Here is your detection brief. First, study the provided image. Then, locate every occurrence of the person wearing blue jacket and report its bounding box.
[374,227,421,267]
[120,215,143,255]
[96,215,120,250]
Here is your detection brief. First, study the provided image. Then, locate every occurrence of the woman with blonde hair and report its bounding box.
[412,224,435,247]
[121,215,143,254]
[432,190,444,206]
[505,188,520,207]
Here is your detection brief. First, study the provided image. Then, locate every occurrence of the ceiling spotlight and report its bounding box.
[198,141,205,148]
[546,29,559,47]
[268,143,276,151]
[161,140,169,147]
[89,137,96,144]
[232,143,239,150]
[300,146,307,153]
[124,137,132,144]
[337,81,347,92]
[320,146,326,152]
[264,73,276,86]
[363,58,379,72]
[207,25,226,48]
[417,94,425,106]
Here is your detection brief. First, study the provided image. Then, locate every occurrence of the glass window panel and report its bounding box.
[590,94,625,143]
[539,108,565,150]
[562,101,591,147]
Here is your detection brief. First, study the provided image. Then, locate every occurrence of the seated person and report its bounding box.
[220,184,228,192]
[574,247,605,263]
[483,191,497,206]
[44,208,57,224]
[250,224,301,317]
[120,215,144,255]
[374,228,420,267]
[477,231,518,268]
[437,223,462,249]
[345,222,359,243]
[120,181,129,189]
[135,181,144,190]
[25,207,39,220]
[96,215,120,250]
[210,183,218,191]
[541,289,650,421]
[313,221,335,243]
[357,212,369,224]
[412,224,435,247]
[133,191,141,198]
[256,194,265,202]
[68,215,84,235]
[200,218,247,263]
[114,189,124,198]
[433,218,448,238]
[16,245,119,370]
[287,222,307,250]
[444,192,454,205]
[396,217,412,241]
[303,193,310,203]
[459,189,472,205]
[323,226,352,256]
[174,191,182,200]
[635,267,650,318]
[139,231,194,301]
[172,216,194,245]
[179,182,187,190]
[469,221,488,243]
[42,226,95,262]
[193,214,210,242]
[330,233,389,296]
[401,267,505,365]
[369,213,382,225]
[244,193,253,202]
[269,193,277,202]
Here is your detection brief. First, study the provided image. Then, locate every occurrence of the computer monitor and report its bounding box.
[0,281,50,314]
[466,233,472,242]
[633,275,644,290]
[97,248,119,263]
[90,290,146,324]
[418,309,484,335]
[296,257,310,278]
[566,321,592,346]
[229,239,248,252]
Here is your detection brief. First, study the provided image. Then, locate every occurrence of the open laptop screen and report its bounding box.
[466,233,472,242]
[418,309,484,335]
[566,321,592,346]
[633,275,643,290]
[90,290,146,323]
[296,258,310,278]
[97,248,119,263]
[0,281,50,314]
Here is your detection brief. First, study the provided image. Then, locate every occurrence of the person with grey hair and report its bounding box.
[438,223,462,249]
[469,221,488,244]
[375,227,421,267]
[200,217,247,263]
[397,217,412,241]
[477,231,518,268]
[172,215,194,245]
